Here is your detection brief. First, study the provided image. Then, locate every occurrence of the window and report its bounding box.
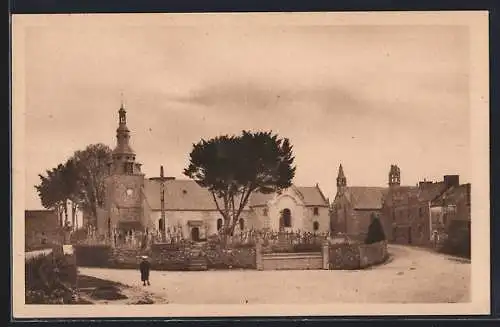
[313,221,319,231]
[419,207,424,217]
[282,208,292,227]
[124,162,133,174]
[263,208,268,216]
[217,218,223,231]
[158,218,165,232]
[313,207,319,216]
[239,218,245,231]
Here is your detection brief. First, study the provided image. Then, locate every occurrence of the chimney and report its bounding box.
[443,175,460,189]
[466,183,471,205]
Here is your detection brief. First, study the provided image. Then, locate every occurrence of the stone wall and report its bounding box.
[150,243,192,271]
[328,240,388,270]
[358,241,389,268]
[329,243,361,270]
[204,245,256,269]
[260,252,323,270]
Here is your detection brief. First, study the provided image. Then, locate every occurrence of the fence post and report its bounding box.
[256,239,263,271]
[322,240,329,270]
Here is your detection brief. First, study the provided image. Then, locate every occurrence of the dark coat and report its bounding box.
[139,260,150,281]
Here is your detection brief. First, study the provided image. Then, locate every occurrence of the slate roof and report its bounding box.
[247,185,329,207]
[346,187,388,210]
[143,179,221,211]
[431,184,471,207]
[143,179,329,210]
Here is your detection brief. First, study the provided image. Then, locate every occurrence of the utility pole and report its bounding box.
[160,165,166,242]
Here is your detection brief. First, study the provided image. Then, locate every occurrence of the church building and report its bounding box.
[96,105,330,241]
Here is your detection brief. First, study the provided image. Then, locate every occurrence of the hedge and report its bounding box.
[25,250,78,304]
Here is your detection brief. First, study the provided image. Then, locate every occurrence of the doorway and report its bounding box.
[191,227,200,242]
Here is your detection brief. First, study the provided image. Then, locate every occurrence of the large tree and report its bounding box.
[184,131,296,238]
[71,143,112,227]
[35,143,112,228]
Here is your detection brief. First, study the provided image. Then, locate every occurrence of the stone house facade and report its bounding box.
[430,183,471,248]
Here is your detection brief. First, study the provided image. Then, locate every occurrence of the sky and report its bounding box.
[21,15,471,209]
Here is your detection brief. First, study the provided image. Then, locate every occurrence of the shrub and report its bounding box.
[25,251,77,304]
[365,214,386,244]
[74,244,112,267]
[439,221,470,259]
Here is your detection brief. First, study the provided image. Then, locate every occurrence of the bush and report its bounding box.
[25,251,77,304]
[365,215,386,244]
[439,221,470,259]
[74,244,112,267]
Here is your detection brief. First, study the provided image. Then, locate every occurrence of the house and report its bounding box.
[430,183,471,254]
[25,210,62,251]
[382,172,460,246]
[96,104,330,241]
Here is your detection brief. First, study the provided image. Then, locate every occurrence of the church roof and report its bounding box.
[143,179,329,210]
[143,179,222,211]
[248,186,329,207]
[346,187,388,210]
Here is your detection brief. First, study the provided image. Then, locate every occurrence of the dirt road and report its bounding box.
[79,245,470,304]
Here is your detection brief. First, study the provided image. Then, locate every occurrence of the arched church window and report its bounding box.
[239,218,245,231]
[313,207,319,216]
[282,208,292,228]
[313,221,319,231]
[159,218,165,232]
[217,218,223,231]
[263,208,268,216]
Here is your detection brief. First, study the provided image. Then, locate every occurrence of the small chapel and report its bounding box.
[96,105,330,241]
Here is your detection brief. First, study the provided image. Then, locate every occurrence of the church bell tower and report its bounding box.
[388,164,401,187]
[108,103,142,175]
[101,101,146,235]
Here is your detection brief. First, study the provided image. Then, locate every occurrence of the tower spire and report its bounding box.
[120,91,124,109]
[336,163,347,193]
[109,100,140,175]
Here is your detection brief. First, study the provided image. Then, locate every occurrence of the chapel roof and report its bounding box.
[345,187,389,210]
[143,179,329,210]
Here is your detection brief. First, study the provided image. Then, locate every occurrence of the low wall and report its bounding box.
[150,243,192,271]
[204,246,256,269]
[358,241,389,268]
[74,243,256,270]
[328,241,388,270]
[261,252,323,270]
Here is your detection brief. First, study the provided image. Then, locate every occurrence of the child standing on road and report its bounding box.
[139,256,151,286]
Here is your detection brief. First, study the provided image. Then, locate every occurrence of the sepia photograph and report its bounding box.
[11,11,490,318]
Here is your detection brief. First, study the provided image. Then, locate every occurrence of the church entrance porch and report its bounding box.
[187,220,205,242]
[191,227,200,242]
